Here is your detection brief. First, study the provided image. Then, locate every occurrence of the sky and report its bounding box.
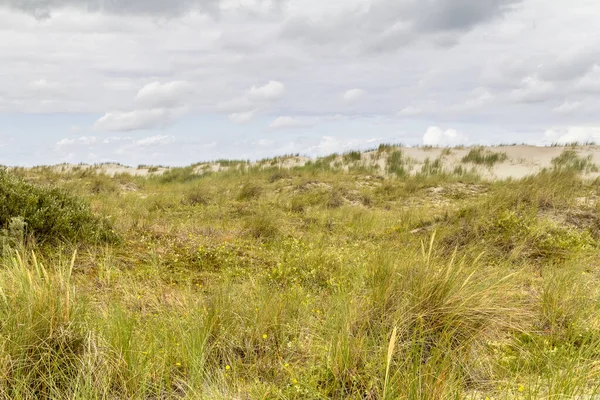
[1,0,600,166]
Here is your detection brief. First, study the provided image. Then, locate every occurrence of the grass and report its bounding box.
[462,147,509,167]
[551,149,599,173]
[1,147,600,398]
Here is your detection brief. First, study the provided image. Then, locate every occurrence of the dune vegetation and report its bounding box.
[2,145,600,399]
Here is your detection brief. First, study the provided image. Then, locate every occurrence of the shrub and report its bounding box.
[0,171,118,244]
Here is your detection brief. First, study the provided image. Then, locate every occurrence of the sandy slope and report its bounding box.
[31,145,600,180]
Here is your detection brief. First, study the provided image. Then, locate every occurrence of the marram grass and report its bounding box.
[1,151,600,398]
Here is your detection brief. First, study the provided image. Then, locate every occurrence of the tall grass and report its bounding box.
[2,148,600,398]
[462,147,508,167]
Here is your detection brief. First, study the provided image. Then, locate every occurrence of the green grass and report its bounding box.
[551,149,599,173]
[462,147,509,167]
[1,148,600,398]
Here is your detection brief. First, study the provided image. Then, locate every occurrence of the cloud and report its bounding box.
[538,48,600,82]
[544,127,600,144]
[28,79,60,92]
[94,80,191,131]
[398,106,422,116]
[135,81,192,108]
[220,80,285,120]
[423,126,468,146]
[576,65,600,93]
[464,87,493,108]
[3,0,220,18]
[305,136,381,156]
[103,136,132,144]
[268,114,348,129]
[282,0,522,54]
[228,109,257,124]
[4,0,292,19]
[93,109,181,131]
[554,101,582,114]
[269,116,312,129]
[136,135,176,146]
[343,89,365,103]
[56,136,97,147]
[248,80,285,101]
[510,76,556,103]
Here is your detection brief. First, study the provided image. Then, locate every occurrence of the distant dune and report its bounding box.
[21,144,600,181]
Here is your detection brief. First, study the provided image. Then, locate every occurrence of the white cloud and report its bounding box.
[29,79,60,91]
[398,106,422,116]
[247,80,285,101]
[93,109,179,131]
[269,116,312,129]
[306,136,380,156]
[343,88,365,103]
[135,81,192,108]
[56,136,97,147]
[554,101,582,114]
[423,126,468,146]
[464,87,494,108]
[544,126,600,144]
[510,76,556,103]
[136,135,176,146]
[103,136,132,144]
[228,109,257,124]
[576,64,600,92]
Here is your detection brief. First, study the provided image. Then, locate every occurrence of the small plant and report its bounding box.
[158,166,200,183]
[343,151,362,163]
[551,150,598,173]
[387,150,408,177]
[420,157,443,176]
[377,143,397,153]
[244,212,281,239]
[89,175,119,194]
[461,147,508,167]
[237,182,263,201]
[268,171,291,183]
[182,186,210,206]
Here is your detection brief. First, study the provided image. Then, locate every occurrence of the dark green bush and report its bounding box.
[0,171,118,244]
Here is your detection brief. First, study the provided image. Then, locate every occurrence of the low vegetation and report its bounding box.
[462,147,509,167]
[2,147,600,399]
[0,170,117,245]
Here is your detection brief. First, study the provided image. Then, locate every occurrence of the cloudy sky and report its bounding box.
[1,0,599,166]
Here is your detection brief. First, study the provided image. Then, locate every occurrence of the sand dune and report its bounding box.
[28,145,600,181]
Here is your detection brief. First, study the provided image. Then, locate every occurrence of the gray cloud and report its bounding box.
[538,49,600,82]
[3,0,215,18]
[2,0,291,18]
[282,0,522,54]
